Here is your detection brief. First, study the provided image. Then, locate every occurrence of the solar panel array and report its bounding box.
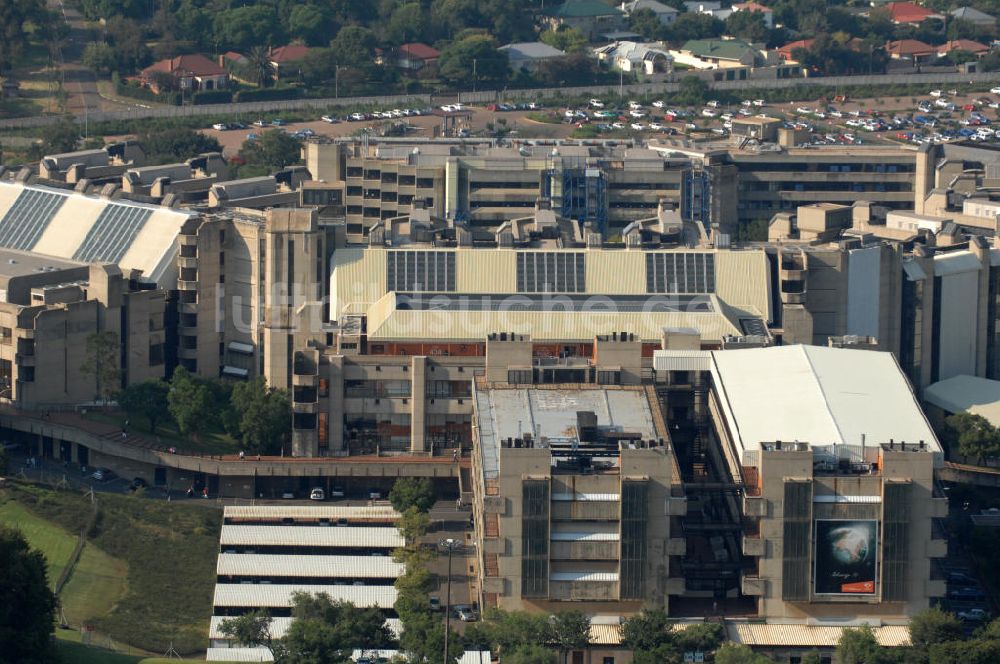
[516,252,586,293]
[645,252,716,294]
[0,189,67,250]
[73,204,154,263]
[386,250,455,292]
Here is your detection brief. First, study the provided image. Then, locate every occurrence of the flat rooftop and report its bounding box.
[395,292,715,313]
[0,247,86,280]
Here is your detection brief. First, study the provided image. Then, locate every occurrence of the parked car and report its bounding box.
[281,490,296,499]
[212,122,228,131]
[652,100,665,108]
[309,487,325,501]
[453,605,478,622]
[329,486,346,499]
[271,118,286,126]
[948,586,987,601]
[429,596,442,612]
[589,98,604,108]
[958,608,989,622]
[930,89,943,97]
[91,468,116,482]
[321,115,338,123]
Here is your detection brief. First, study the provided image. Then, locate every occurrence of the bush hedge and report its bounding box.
[233,86,302,103]
[192,89,233,105]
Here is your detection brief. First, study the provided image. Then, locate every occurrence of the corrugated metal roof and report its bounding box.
[813,495,881,503]
[551,492,620,501]
[216,553,405,578]
[223,505,399,521]
[653,350,712,372]
[210,616,402,640]
[551,532,620,541]
[729,623,910,647]
[212,583,397,609]
[551,571,620,581]
[588,624,623,645]
[206,647,274,662]
[219,525,403,548]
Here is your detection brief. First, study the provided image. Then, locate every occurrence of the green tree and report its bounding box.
[229,377,291,455]
[465,609,554,657]
[41,119,80,154]
[927,640,1000,664]
[630,8,666,41]
[675,75,710,105]
[214,5,282,53]
[82,41,118,77]
[837,625,881,664]
[910,607,964,651]
[138,127,221,165]
[667,13,725,43]
[400,611,465,664]
[539,27,587,54]
[167,366,213,439]
[389,477,436,513]
[118,379,169,433]
[438,35,509,88]
[726,10,770,43]
[0,526,58,664]
[714,643,774,664]
[0,0,49,73]
[534,53,603,86]
[220,609,273,648]
[242,46,275,88]
[239,130,303,172]
[504,645,557,664]
[81,330,121,404]
[387,3,431,45]
[550,611,590,664]
[396,506,431,543]
[330,25,378,65]
[288,4,334,47]
[674,622,724,653]
[285,592,392,653]
[942,412,1000,463]
[621,609,674,651]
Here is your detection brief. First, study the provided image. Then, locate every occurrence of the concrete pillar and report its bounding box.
[328,355,345,454]
[410,356,427,453]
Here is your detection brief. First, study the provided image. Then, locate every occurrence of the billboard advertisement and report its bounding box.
[814,520,878,595]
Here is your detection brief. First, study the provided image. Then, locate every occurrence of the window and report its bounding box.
[516,252,586,293]
[149,343,164,366]
[386,250,456,292]
[645,252,716,293]
[0,327,11,346]
[21,366,34,382]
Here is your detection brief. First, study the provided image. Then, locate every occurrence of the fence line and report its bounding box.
[3,70,1000,130]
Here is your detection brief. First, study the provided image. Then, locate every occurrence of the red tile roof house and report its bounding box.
[937,39,990,58]
[886,39,937,63]
[731,1,773,28]
[397,43,441,70]
[882,1,944,24]
[140,54,228,93]
[778,39,814,62]
[267,45,312,81]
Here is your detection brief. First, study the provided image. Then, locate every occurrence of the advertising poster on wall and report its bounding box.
[814,519,878,595]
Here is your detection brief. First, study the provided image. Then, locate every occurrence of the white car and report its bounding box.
[991,86,1000,95]
[349,112,364,121]
[440,104,456,112]
[741,99,752,106]
[829,110,843,118]
[929,89,943,97]
[652,100,665,108]
[628,100,642,109]
[309,487,325,501]
[611,122,625,129]
[564,109,577,118]
[957,609,989,622]
[649,122,665,131]
[630,122,645,130]
[629,109,646,118]
[752,99,765,106]
[934,98,950,108]
[589,98,604,108]
[211,123,228,131]
[701,108,718,117]
[320,115,338,123]
[795,106,812,115]
[706,100,720,108]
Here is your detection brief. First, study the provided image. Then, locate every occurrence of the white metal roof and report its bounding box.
[934,250,982,277]
[710,345,941,460]
[219,525,403,549]
[212,583,397,609]
[206,647,273,662]
[209,616,402,640]
[924,374,1000,427]
[550,532,620,541]
[551,492,620,502]
[551,571,620,582]
[223,505,400,521]
[216,553,405,578]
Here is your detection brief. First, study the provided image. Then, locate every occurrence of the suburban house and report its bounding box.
[543,0,627,41]
[778,38,814,62]
[950,6,996,26]
[886,38,937,63]
[672,39,772,68]
[936,39,990,58]
[267,45,311,81]
[620,0,679,26]
[882,1,944,24]
[731,1,774,28]
[683,0,720,11]
[140,54,228,92]
[594,40,673,73]
[498,42,566,73]
[396,43,441,70]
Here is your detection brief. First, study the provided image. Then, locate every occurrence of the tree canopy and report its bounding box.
[118,379,170,433]
[239,130,303,173]
[229,377,291,455]
[0,526,58,664]
[388,477,437,513]
[167,366,214,439]
[942,412,1000,463]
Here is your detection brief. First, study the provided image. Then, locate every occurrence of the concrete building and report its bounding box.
[498,42,567,74]
[469,376,686,614]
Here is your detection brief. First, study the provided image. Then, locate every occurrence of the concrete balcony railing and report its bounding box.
[666,538,686,556]
[550,501,619,521]
[550,541,618,561]
[743,494,767,517]
[926,539,947,558]
[742,535,765,557]
[548,580,618,601]
[741,575,766,596]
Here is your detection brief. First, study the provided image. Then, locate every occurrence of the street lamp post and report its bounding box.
[439,538,462,664]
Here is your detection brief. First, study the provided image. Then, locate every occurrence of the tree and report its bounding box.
[539,27,587,54]
[927,640,1000,664]
[437,35,509,88]
[221,610,273,648]
[41,119,80,154]
[675,75,710,106]
[0,0,49,73]
[242,46,275,89]
[621,609,674,652]
[214,5,282,53]
[534,53,603,87]
[549,611,590,664]
[82,41,118,77]
[942,412,1000,463]
[400,611,465,664]
[389,477,436,513]
[387,3,431,45]
[837,625,882,664]
[465,609,554,657]
[0,526,58,664]
[287,592,392,650]
[118,380,169,433]
[138,127,221,165]
[726,10,770,43]
[229,377,291,455]
[397,506,431,543]
[239,130,303,172]
[910,607,964,651]
[631,8,666,41]
[288,4,334,47]
[714,643,774,664]
[167,366,213,438]
[674,622,724,653]
[667,13,725,43]
[503,645,557,664]
[330,25,378,65]
[81,330,121,404]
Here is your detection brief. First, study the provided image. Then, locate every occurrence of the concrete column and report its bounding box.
[328,356,345,454]
[410,356,427,453]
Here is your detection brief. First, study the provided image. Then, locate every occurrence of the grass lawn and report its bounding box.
[5,482,222,656]
[61,538,129,627]
[83,410,239,456]
[54,638,207,664]
[0,498,76,588]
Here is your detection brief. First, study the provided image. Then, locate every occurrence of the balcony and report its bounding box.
[927,578,946,597]
[293,401,317,414]
[667,538,686,556]
[741,575,766,596]
[743,494,767,517]
[550,541,618,561]
[742,535,765,557]
[926,539,947,558]
[549,578,618,601]
[178,256,197,269]
[550,501,619,521]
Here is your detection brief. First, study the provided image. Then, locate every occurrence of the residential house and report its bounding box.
[883,1,944,24]
[672,39,769,68]
[886,38,937,63]
[778,38,814,62]
[732,1,774,28]
[268,45,311,81]
[140,54,228,93]
[937,39,990,58]
[397,43,441,70]
[683,0,720,11]
[950,6,996,27]
[620,0,679,26]
[498,42,567,73]
[594,40,673,73]
[543,0,627,41]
